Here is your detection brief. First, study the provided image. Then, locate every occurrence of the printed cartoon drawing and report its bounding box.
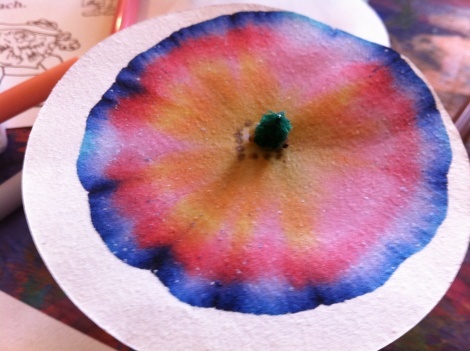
[82,0,117,16]
[0,19,80,87]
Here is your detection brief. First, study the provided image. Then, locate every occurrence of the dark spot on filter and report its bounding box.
[234,130,242,145]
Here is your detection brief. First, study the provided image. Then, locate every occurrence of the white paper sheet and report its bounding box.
[0,291,115,351]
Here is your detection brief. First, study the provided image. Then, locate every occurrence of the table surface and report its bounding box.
[1,1,469,350]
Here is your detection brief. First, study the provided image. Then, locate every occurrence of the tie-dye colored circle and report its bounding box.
[77,11,451,315]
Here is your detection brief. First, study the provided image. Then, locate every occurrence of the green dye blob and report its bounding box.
[254,111,292,150]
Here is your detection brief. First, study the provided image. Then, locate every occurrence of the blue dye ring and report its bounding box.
[77,11,452,315]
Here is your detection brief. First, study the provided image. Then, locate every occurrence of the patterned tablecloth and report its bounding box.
[0,1,468,350]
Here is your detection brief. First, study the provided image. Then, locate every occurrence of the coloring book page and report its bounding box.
[0,0,116,128]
